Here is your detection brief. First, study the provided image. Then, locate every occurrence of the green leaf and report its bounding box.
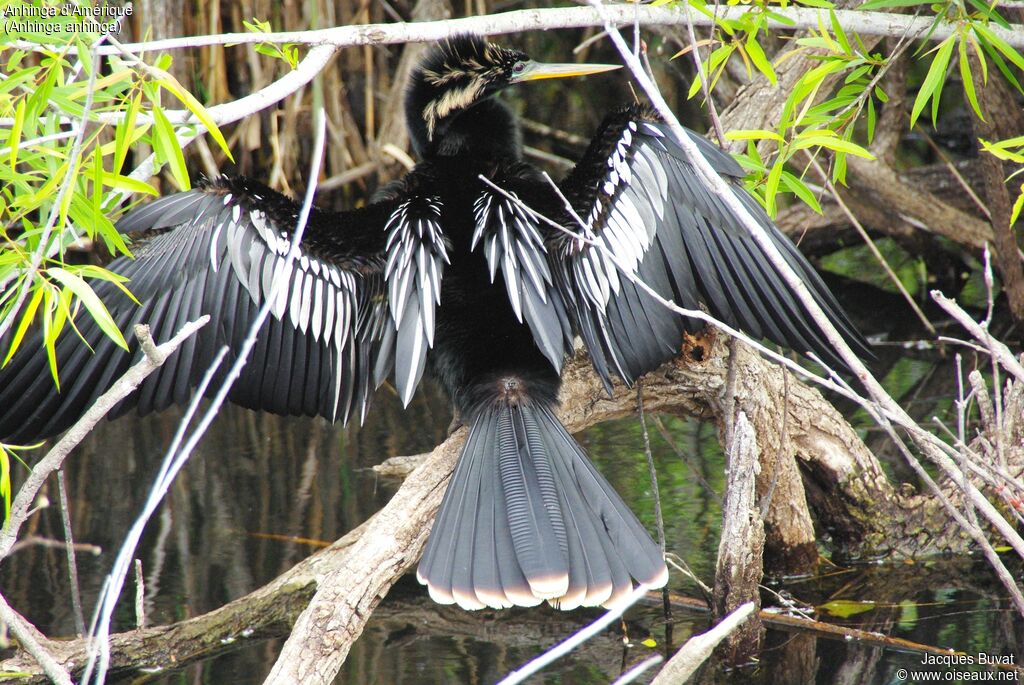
[967,32,988,85]
[819,600,877,617]
[830,9,851,55]
[910,36,955,129]
[785,59,848,127]
[764,158,785,217]
[766,11,797,26]
[781,170,823,213]
[980,136,1024,162]
[156,77,234,162]
[7,100,24,168]
[745,32,777,85]
[897,600,919,631]
[2,286,45,367]
[973,23,1024,73]
[113,92,142,174]
[150,104,190,191]
[833,150,848,184]
[793,134,876,158]
[0,444,10,520]
[1011,191,1023,224]
[725,129,785,142]
[979,39,1023,94]
[866,96,876,143]
[47,267,128,351]
[100,171,158,196]
[958,39,983,120]
[92,147,103,227]
[689,44,735,99]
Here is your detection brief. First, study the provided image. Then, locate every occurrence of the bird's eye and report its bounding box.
[512,61,526,74]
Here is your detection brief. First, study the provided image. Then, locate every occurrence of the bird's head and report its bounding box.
[405,34,620,159]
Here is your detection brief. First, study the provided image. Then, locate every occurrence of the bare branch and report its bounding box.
[10,6,1024,56]
[649,602,756,685]
[0,594,73,685]
[933,290,1024,384]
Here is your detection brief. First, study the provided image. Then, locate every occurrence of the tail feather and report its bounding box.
[470,450,513,609]
[497,407,568,598]
[449,422,487,610]
[548,442,616,609]
[417,417,484,605]
[548,419,670,590]
[418,398,668,610]
[489,445,543,607]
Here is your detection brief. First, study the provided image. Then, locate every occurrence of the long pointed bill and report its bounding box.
[512,61,621,83]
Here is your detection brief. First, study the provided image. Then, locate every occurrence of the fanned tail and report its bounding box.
[416,398,668,610]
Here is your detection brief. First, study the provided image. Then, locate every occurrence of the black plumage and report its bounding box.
[0,34,872,610]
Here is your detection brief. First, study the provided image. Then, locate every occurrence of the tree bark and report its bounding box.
[967,52,1024,322]
[712,412,764,661]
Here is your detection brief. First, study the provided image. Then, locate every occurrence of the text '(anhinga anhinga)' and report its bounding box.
[0,34,872,610]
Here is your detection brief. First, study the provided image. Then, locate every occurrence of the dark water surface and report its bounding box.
[2,362,1022,683]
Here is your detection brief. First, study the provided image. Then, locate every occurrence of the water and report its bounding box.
[1,363,1021,683]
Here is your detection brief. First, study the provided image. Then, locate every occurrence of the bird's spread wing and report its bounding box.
[552,105,872,390]
[0,176,442,442]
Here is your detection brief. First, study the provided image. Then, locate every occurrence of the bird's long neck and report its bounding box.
[405,83,522,161]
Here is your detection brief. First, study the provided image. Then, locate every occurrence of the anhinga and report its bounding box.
[0,35,871,610]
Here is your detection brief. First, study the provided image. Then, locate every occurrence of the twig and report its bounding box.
[919,130,990,220]
[496,586,651,685]
[932,291,1024,384]
[611,655,664,685]
[135,560,146,629]
[524,145,575,169]
[636,383,671,622]
[8,536,101,556]
[649,602,755,685]
[679,0,726,145]
[56,470,85,637]
[318,161,380,190]
[652,417,722,505]
[661,590,1024,673]
[521,118,589,147]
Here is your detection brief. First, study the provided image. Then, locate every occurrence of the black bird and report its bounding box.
[0,35,871,610]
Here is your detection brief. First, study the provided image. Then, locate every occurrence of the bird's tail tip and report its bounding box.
[416,393,667,611]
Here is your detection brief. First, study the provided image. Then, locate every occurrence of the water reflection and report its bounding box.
[1,374,1021,683]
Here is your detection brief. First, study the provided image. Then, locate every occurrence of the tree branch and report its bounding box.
[650,602,755,685]
[11,5,1022,57]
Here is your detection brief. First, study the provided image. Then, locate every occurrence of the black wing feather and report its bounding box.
[0,177,397,443]
[552,105,872,387]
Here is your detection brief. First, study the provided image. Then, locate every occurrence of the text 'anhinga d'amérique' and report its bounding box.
[0,34,872,611]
